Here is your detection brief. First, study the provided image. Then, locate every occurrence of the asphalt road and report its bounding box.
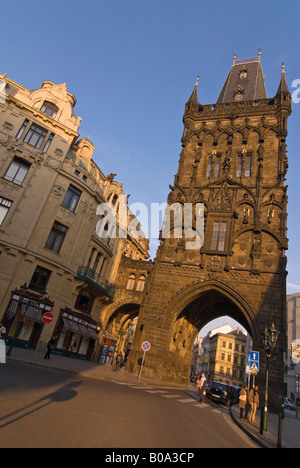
[0,361,258,449]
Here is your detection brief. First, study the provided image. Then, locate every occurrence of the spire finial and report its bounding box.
[233,50,237,65]
[258,46,261,61]
[282,61,286,74]
[195,75,199,87]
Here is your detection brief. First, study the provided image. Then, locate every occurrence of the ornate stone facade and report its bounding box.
[123,55,291,411]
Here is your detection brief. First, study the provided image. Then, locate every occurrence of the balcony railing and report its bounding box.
[76,266,115,299]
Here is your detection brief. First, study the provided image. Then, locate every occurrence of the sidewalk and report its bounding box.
[4,347,300,448]
[230,404,300,448]
[4,346,188,388]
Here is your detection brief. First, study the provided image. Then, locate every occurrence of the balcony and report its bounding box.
[76,266,115,299]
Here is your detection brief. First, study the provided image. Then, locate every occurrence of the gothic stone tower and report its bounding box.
[128,54,291,410]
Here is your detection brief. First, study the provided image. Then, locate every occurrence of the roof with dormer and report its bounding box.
[217,56,267,103]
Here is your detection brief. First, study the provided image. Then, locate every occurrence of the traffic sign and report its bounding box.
[42,312,54,324]
[141,341,151,352]
[249,351,260,373]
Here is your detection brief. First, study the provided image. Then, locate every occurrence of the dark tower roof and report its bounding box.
[217,52,267,103]
[276,62,290,96]
[186,76,200,105]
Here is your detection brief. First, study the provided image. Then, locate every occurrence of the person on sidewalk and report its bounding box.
[197,373,207,403]
[44,337,57,360]
[115,352,124,371]
[0,323,6,338]
[239,384,248,420]
[296,398,300,418]
[248,385,259,423]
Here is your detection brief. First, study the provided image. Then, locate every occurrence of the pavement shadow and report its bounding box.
[0,380,82,429]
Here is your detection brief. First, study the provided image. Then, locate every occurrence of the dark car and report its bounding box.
[206,381,236,407]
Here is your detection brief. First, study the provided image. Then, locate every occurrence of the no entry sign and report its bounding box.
[42,312,54,324]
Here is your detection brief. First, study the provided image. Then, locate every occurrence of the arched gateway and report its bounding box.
[125,55,291,412]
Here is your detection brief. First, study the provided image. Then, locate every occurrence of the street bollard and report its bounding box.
[277,413,282,448]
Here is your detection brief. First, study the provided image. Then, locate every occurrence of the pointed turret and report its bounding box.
[276,62,290,96]
[186,76,199,105]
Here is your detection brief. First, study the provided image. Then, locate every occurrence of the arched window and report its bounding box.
[40,101,59,118]
[126,274,136,290]
[136,275,146,292]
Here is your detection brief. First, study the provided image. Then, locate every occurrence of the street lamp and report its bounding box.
[260,323,280,434]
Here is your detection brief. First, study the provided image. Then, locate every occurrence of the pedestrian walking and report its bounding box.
[44,337,56,360]
[248,385,259,423]
[115,352,124,371]
[296,398,300,418]
[197,373,207,403]
[239,384,248,420]
[0,323,6,338]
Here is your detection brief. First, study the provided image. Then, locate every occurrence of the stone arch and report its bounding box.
[160,279,259,342]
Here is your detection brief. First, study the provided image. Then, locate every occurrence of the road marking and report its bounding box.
[162,394,182,398]
[178,398,197,403]
[146,390,169,394]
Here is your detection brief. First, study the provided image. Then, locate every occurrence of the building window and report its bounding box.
[0,197,12,225]
[237,152,252,177]
[136,275,146,292]
[16,119,29,139]
[244,154,252,177]
[4,158,31,186]
[75,290,95,315]
[126,274,136,290]
[43,133,55,153]
[214,155,221,177]
[237,155,243,177]
[24,123,48,149]
[62,185,82,212]
[206,156,212,177]
[45,221,68,253]
[29,266,52,292]
[40,101,59,118]
[211,222,227,251]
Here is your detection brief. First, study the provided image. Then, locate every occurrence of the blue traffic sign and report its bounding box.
[249,351,260,372]
[141,341,151,352]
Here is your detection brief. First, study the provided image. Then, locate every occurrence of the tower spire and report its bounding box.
[186,75,200,105]
[276,61,290,96]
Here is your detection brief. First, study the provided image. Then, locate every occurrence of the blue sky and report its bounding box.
[2,0,300,302]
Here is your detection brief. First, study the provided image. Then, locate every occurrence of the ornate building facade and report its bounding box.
[0,74,148,361]
[123,53,291,410]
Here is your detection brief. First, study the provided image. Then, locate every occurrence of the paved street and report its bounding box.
[0,361,258,448]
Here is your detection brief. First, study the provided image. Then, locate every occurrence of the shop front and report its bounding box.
[100,331,117,365]
[3,290,54,350]
[53,309,101,361]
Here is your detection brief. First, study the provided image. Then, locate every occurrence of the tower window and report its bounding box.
[211,222,227,251]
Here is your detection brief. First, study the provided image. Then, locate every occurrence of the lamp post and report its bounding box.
[260,323,280,434]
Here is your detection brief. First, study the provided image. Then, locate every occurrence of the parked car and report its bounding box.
[206,381,236,407]
[284,397,296,411]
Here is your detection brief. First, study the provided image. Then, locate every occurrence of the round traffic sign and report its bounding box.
[141,341,151,352]
[42,312,54,324]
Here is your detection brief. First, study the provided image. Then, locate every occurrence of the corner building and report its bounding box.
[0,75,148,361]
[127,54,291,411]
